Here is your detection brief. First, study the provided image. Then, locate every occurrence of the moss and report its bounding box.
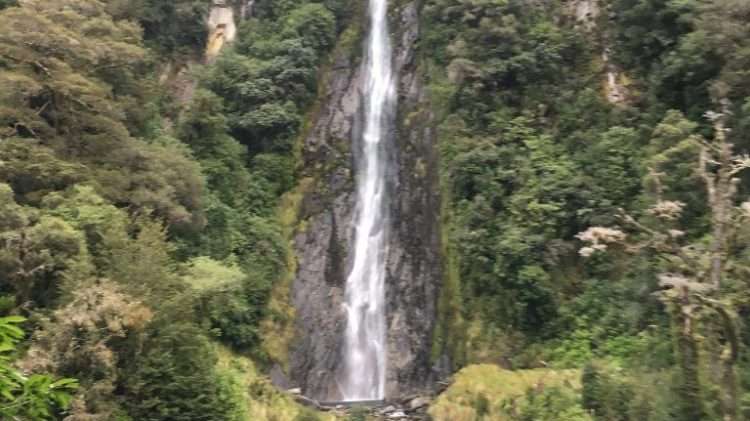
[401,34,466,370]
[428,364,582,421]
[417,51,465,368]
[422,60,457,120]
[334,10,366,65]
[260,177,313,371]
[429,202,466,367]
[215,346,337,421]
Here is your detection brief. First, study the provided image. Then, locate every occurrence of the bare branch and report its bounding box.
[617,208,656,235]
[646,167,664,202]
[693,294,739,363]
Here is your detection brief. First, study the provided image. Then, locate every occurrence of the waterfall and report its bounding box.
[339,0,395,401]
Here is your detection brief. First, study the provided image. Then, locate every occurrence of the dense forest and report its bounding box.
[0,0,749,420]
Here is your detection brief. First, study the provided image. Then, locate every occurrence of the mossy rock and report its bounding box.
[429,364,581,421]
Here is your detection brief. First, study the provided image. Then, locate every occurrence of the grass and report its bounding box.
[429,364,581,421]
[215,346,337,421]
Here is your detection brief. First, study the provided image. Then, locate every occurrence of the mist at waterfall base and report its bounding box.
[336,0,396,402]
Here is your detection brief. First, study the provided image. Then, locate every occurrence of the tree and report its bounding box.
[577,104,749,421]
[105,0,209,54]
[0,186,93,308]
[181,257,268,349]
[18,280,152,418]
[41,184,130,270]
[0,0,207,232]
[0,139,88,203]
[122,322,231,421]
[285,4,336,52]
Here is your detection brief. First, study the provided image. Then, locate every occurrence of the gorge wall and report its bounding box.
[283,1,448,401]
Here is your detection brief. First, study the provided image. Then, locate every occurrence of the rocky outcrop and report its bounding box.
[284,1,448,401]
[569,0,599,29]
[206,0,240,61]
[602,48,629,104]
[566,1,631,105]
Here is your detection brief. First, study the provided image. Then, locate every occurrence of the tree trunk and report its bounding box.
[695,294,739,421]
[672,293,705,421]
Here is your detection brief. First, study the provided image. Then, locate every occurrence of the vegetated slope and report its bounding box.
[430,364,583,421]
[2,0,750,420]
[424,0,750,419]
[0,0,350,418]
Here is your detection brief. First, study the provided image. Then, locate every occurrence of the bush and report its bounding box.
[123,323,231,421]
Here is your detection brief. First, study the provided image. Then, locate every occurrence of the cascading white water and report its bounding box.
[339,0,395,401]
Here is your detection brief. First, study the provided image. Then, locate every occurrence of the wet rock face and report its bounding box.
[289,192,358,400]
[285,1,447,400]
[384,1,447,398]
[287,50,364,401]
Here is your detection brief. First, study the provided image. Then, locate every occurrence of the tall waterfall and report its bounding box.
[339,0,395,401]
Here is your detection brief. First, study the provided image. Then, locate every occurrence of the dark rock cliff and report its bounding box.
[283,1,448,401]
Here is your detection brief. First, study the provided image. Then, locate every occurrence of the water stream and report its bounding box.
[338,0,396,401]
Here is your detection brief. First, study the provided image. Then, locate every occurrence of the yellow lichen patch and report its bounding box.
[429,364,581,421]
[206,27,226,58]
[618,73,631,86]
[215,346,336,421]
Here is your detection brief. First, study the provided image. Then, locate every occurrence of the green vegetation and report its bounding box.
[2,0,750,419]
[0,0,345,418]
[423,0,750,419]
[429,364,584,421]
[214,346,339,421]
[106,0,209,55]
[0,316,77,420]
